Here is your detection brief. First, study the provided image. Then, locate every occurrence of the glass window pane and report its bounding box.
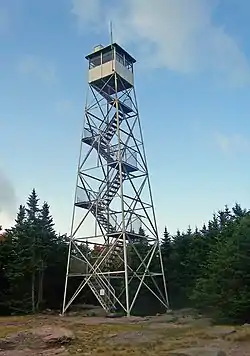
[102,51,113,64]
[116,52,124,65]
[89,54,101,68]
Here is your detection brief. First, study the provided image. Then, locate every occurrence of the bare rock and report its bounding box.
[191,318,213,328]
[0,331,40,350]
[108,330,160,345]
[167,347,226,356]
[207,326,236,338]
[0,351,32,356]
[106,312,122,318]
[149,314,177,323]
[30,326,74,345]
[0,348,69,356]
[40,347,69,355]
[0,326,74,355]
[107,333,118,338]
[85,308,107,317]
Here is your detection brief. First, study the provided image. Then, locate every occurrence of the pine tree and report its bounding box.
[201,223,207,235]
[161,227,172,260]
[191,211,250,323]
[2,205,33,313]
[232,202,248,219]
[0,190,69,314]
[16,205,26,225]
[24,189,41,313]
[0,226,10,313]
[40,202,55,234]
[36,201,56,310]
[186,225,192,236]
[26,189,39,223]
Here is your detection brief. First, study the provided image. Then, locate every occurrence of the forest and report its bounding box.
[1,188,250,324]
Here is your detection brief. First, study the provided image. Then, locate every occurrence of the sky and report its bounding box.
[1,0,250,235]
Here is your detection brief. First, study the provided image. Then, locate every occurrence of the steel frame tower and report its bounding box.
[62,43,169,316]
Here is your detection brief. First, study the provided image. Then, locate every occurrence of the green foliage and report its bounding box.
[191,213,250,323]
[0,191,68,314]
[158,204,250,323]
[1,190,250,323]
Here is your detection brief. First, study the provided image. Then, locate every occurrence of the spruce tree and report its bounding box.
[36,201,56,310]
[191,210,250,323]
[232,202,248,219]
[2,205,33,313]
[26,189,40,313]
[40,202,55,235]
[26,188,39,222]
[161,227,172,260]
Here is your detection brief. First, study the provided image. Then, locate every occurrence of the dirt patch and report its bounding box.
[30,326,74,345]
[62,315,151,326]
[0,331,44,350]
[148,322,187,330]
[0,326,74,356]
[0,347,68,356]
[107,330,161,345]
[227,342,250,356]
[207,326,236,339]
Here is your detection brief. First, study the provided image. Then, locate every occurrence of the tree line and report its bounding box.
[1,189,250,323]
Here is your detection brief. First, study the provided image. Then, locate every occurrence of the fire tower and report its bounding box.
[62,43,169,316]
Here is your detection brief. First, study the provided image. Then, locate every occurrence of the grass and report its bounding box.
[0,314,250,355]
[225,325,250,342]
[66,323,209,355]
[0,315,33,338]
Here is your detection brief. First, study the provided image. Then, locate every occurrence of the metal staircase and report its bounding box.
[103,171,126,206]
[105,240,124,270]
[101,111,124,145]
[76,96,138,312]
[92,206,116,234]
[76,170,126,233]
[88,276,116,312]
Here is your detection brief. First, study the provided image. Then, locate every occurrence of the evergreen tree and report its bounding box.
[26,189,40,312]
[191,207,250,323]
[161,227,172,260]
[40,202,55,235]
[0,191,69,314]
[35,202,55,309]
[232,202,248,219]
[26,188,39,222]
[2,190,250,323]
[2,205,33,313]
[0,227,11,314]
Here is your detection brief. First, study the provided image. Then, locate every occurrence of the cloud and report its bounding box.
[214,132,250,154]
[71,0,105,31]
[18,55,56,84]
[0,170,17,224]
[71,0,250,86]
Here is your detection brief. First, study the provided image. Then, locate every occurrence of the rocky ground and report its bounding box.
[0,309,250,355]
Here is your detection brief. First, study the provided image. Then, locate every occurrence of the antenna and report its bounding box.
[110,21,113,45]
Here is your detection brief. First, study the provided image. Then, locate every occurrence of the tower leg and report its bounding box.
[62,239,72,315]
[123,232,130,317]
[115,73,130,317]
[157,241,169,309]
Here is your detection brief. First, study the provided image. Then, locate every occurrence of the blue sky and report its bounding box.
[1,0,250,235]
